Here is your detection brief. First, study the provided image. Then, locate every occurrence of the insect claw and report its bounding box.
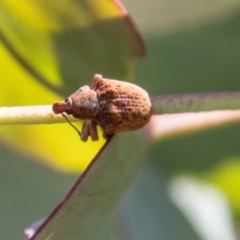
[78,132,83,140]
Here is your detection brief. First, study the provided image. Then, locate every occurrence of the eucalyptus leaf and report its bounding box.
[0,0,144,171]
[28,131,147,240]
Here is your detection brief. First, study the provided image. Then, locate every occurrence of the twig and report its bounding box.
[0,105,77,125]
[151,92,240,114]
[1,92,240,126]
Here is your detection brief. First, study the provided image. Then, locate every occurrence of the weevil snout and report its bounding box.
[52,97,73,114]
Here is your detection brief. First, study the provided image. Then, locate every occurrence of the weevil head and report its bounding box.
[52,85,99,120]
[70,88,99,119]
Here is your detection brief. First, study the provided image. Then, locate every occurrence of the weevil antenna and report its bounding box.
[61,113,83,139]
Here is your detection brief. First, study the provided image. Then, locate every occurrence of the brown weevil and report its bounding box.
[52,74,152,142]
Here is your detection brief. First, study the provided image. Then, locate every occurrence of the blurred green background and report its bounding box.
[1,0,240,239]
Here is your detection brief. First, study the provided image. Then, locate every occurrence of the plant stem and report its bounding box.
[151,92,240,114]
[1,92,240,125]
[0,105,77,125]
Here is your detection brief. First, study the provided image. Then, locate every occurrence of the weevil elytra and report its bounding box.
[52,74,152,142]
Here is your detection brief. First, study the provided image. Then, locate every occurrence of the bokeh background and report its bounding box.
[1,0,240,239]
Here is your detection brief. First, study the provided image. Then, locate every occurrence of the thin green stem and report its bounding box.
[0,105,77,125]
[1,92,240,126]
[151,92,240,114]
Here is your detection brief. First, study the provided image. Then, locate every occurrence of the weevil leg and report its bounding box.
[81,121,89,142]
[88,120,99,141]
[81,120,99,142]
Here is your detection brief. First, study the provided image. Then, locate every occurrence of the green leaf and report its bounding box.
[28,131,147,240]
[169,175,236,240]
[0,0,145,93]
[119,160,202,240]
[203,159,240,219]
[0,0,145,171]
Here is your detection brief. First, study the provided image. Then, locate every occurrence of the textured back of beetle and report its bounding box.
[94,77,152,135]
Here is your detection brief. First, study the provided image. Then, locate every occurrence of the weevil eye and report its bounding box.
[64,97,73,114]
